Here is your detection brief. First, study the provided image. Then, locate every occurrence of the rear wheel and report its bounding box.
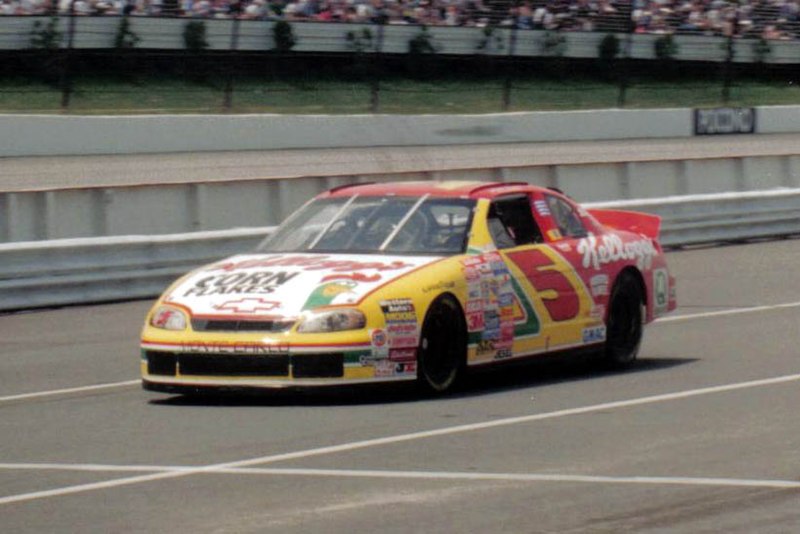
[605,271,644,366]
[417,295,466,394]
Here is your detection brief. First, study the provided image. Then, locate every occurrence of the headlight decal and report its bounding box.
[296,308,366,333]
[149,306,188,331]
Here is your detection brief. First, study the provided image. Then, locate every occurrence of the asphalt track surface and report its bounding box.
[4,133,800,192]
[1,239,799,532]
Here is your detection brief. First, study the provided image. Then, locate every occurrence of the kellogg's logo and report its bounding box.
[577,234,657,271]
[210,255,413,273]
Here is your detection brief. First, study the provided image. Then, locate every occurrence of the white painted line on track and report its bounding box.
[657,301,800,323]
[0,463,187,473]
[223,467,800,489]
[0,380,140,404]
[2,372,800,506]
[1,463,798,490]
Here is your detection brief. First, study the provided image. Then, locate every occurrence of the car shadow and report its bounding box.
[147,354,697,408]
[453,354,697,399]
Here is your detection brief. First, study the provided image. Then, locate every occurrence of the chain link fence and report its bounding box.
[1,8,799,113]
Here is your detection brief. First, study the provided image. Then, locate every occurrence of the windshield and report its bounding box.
[258,195,475,255]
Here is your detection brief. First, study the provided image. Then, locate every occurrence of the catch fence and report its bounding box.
[1,11,800,112]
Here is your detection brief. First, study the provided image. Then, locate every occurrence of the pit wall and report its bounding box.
[2,106,800,158]
[3,106,800,242]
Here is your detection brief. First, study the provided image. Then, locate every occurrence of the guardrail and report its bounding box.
[589,189,800,247]
[2,189,799,312]
[0,227,270,311]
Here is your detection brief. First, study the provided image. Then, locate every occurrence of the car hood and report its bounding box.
[163,253,442,318]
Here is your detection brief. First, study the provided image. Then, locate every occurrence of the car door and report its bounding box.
[483,194,596,362]
[531,191,608,344]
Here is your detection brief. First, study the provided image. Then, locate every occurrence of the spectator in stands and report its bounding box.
[4,0,800,42]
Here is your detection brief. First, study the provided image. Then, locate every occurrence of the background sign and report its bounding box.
[694,107,756,135]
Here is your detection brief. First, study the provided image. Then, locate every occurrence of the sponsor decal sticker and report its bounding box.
[653,268,669,314]
[321,272,382,283]
[394,362,417,376]
[464,267,480,282]
[388,348,417,362]
[302,280,358,310]
[371,329,387,348]
[180,342,290,354]
[534,199,551,216]
[582,326,607,344]
[172,253,437,320]
[212,298,281,314]
[380,299,419,349]
[482,328,500,341]
[422,281,456,293]
[476,339,495,356]
[494,348,513,360]
[210,255,413,273]
[465,299,483,314]
[467,311,485,332]
[577,234,657,271]
[590,274,610,297]
[374,360,396,377]
[183,271,299,297]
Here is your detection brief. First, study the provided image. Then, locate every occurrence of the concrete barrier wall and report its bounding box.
[3,106,799,158]
[755,106,800,134]
[0,109,694,157]
[4,153,800,242]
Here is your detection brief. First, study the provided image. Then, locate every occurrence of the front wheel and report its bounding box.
[604,271,644,366]
[417,295,466,394]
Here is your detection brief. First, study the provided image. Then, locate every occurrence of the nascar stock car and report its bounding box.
[141,181,676,394]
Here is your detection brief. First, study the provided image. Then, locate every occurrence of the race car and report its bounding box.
[141,181,676,394]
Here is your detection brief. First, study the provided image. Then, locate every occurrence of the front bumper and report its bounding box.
[140,343,418,391]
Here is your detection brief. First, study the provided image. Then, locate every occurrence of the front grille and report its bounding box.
[147,352,177,376]
[292,353,344,378]
[145,351,345,379]
[180,354,290,377]
[145,351,289,377]
[191,319,295,332]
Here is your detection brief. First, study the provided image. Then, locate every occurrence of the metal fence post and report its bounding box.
[502,3,519,112]
[722,34,734,104]
[370,20,386,113]
[60,6,77,109]
[618,17,635,108]
[223,11,242,111]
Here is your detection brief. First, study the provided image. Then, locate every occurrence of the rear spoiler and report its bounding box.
[587,209,661,241]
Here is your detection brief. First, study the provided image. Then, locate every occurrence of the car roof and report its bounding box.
[322,181,557,200]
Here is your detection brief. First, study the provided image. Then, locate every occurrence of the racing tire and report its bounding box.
[417,295,466,395]
[604,271,644,367]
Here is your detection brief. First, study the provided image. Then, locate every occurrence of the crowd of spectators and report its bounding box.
[2,0,799,40]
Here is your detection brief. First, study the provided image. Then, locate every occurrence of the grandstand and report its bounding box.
[2,0,799,40]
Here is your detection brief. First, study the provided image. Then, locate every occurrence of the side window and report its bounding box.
[545,195,587,238]
[487,195,543,249]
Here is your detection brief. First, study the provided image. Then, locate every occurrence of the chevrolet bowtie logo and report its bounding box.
[213,298,281,313]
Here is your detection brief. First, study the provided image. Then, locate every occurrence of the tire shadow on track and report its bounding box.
[456,355,697,399]
[146,355,697,408]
